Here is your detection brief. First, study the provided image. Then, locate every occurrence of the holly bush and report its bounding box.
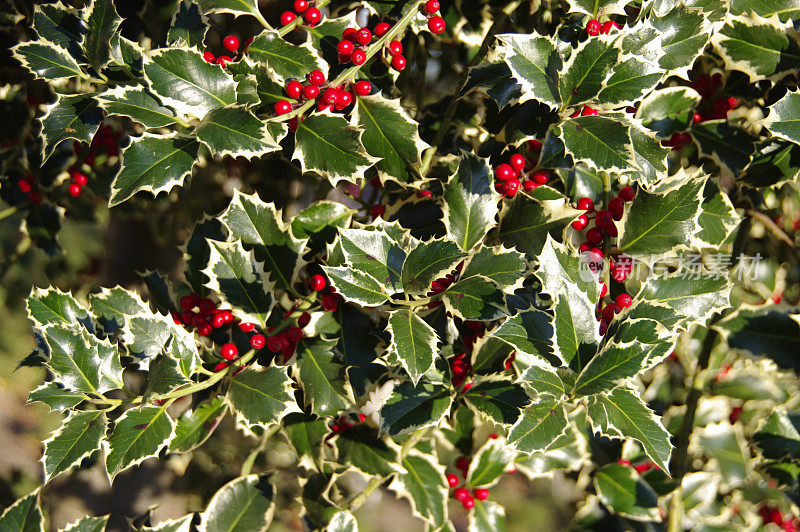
[2,0,800,530]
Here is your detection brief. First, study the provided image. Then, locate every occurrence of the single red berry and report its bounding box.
[239,322,255,332]
[321,293,340,312]
[494,163,516,181]
[602,304,617,322]
[727,96,738,109]
[581,106,598,116]
[595,210,614,229]
[214,361,230,372]
[286,79,303,99]
[266,335,283,352]
[576,197,594,211]
[179,295,196,311]
[342,27,358,42]
[504,179,520,198]
[370,204,386,218]
[424,0,440,14]
[68,183,82,197]
[274,100,293,115]
[302,84,320,99]
[447,473,459,487]
[609,197,625,220]
[488,432,498,439]
[308,70,325,85]
[18,179,32,193]
[211,313,226,328]
[462,497,475,510]
[250,334,265,349]
[390,54,406,70]
[356,28,372,46]
[619,186,635,202]
[335,89,353,110]
[197,323,212,336]
[453,487,470,501]
[388,40,403,56]
[600,20,620,34]
[374,22,391,36]
[615,293,632,309]
[528,139,542,151]
[571,214,589,231]
[351,49,367,65]
[297,312,311,328]
[455,456,470,472]
[586,227,604,245]
[221,343,238,360]
[473,488,489,501]
[586,19,601,36]
[353,80,372,96]
[337,39,354,56]
[310,274,326,291]
[578,243,590,253]
[532,170,549,185]
[322,88,339,106]
[509,153,526,171]
[293,0,308,12]
[72,172,88,186]
[494,182,507,195]
[223,34,240,52]
[522,179,537,191]
[303,7,321,25]
[287,326,303,342]
[427,15,445,34]
[216,55,232,67]
[693,112,703,123]
[203,51,216,64]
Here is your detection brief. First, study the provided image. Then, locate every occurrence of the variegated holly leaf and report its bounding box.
[109,134,199,206]
[0,489,44,532]
[712,13,800,81]
[651,3,714,76]
[203,239,275,327]
[587,387,672,472]
[692,120,758,179]
[12,41,85,81]
[565,0,629,16]
[42,410,106,482]
[98,88,179,129]
[470,336,513,375]
[27,287,90,329]
[386,310,438,384]
[537,236,600,301]
[559,36,619,109]
[637,86,702,138]
[291,201,355,244]
[42,324,124,395]
[197,105,286,158]
[507,395,568,454]
[295,339,351,417]
[282,413,328,469]
[322,266,391,306]
[401,238,466,295]
[572,341,663,396]
[461,57,521,109]
[142,515,193,532]
[693,181,740,248]
[442,152,498,251]
[170,396,227,453]
[144,48,238,119]
[23,203,65,256]
[638,274,731,324]
[442,276,507,321]
[466,436,517,488]
[293,113,379,186]
[594,463,659,520]
[247,30,328,82]
[463,378,531,425]
[40,94,103,161]
[753,410,800,460]
[60,515,109,532]
[336,227,406,294]
[617,174,705,255]
[105,405,175,481]
[389,451,448,529]
[730,0,800,20]
[551,290,600,369]
[762,91,800,144]
[32,3,84,61]
[740,139,800,187]
[459,246,527,292]
[469,500,507,532]
[352,95,428,186]
[168,1,207,48]
[556,115,636,173]
[28,383,86,412]
[596,55,664,107]
[227,366,300,429]
[493,309,556,365]
[519,358,565,396]
[196,0,265,18]
[716,308,800,371]
[693,421,748,489]
[198,474,276,532]
[496,34,560,108]
[335,424,405,476]
[83,0,122,70]
[380,381,453,436]
[496,195,581,257]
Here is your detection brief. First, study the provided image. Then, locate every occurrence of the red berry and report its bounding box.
[303,7,321,25]
[522,180,537,191]
[571,214,589,231]
[302,84,320,99]
[619,186,635,202]
[372,22,390,37]
[297,312,311,328]
[72,172,88,186]
[615,293,632,309]
[334,89,353,110]
[455,456,470,472]
[239,322,255,333]
[308,70,325,85]
[342,27,358,42]
[727,96,738,109]
[293,0,308,12]
[388,40,403,56]
[284,80,303,100]
[287,326,303,342]
[351,49,367,65]
[370,204,386,218]
[532,170,549,184]
[321,293,340,312]
[599,283,608,298]
[600,20,620,34]
[462,497,475,510]
[609,197,625,220]
[488,432,499,439]
[473,488,489,501]
[595,210,614,229]
[221,343,238,360]
[214,361,230,372]
[586,227,604,245]
[18,179,32,193]
[586,19,601,36]
[354,80,372,96]
[693,112,703,123]
[453,487,470,501]
[494,163,516,181]
[249,334,265,350]
[322,88,339,106]
[216,55,232,67]
[310,274,326,291]
[356,28,372,46]
[211,313,226,328]
[68,183,82,197]
[447,474,459,487]
[390,54,406,70]
[509,153,525,171]
[576,197,594,211]
[337,39,354,56]
[196,323,211,336]
[602,304,617,322]
[581,106,598,116]
[274,100,293,115]
[424,0,440,13]
[504,179,520,198]
[223,34,240,52]
[266,335,283,352]
[179,295,196,310]
[427,15,445,34]
[203,51,216,63]
[579,243,590,253]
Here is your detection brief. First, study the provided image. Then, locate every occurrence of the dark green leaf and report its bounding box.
[247,30,327,82]
[0,490,44,532]
[40,94,103,160]
[98,89,179,129]
[507,395,568,454]
[43,410,106,482]
[84,0,121,69]
[43,324,123,395]
[594,463,659,520]
[557,116,634,172]
[401,239,466,295]
[442,276,507,321]
[28,383,86,412]
[168,1,207,48]
[170,396,227,452]
[105,405,175,480]
[559,36,619,109]
[198,474,276,532]
[296,339,351,417]
[335,424,404,476]
[12,41,84,80]
[443,152,498,251]
[389,452,449,529]
[463,378,531,425]
[753,410,800,460]
[227,366,300,429]
[387,310,438,384]
[496,34,560,108]
[196,105,285,157]
[380,381,453,436]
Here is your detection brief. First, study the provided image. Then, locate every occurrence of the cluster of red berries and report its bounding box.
[425,261,465,309]
[585,18,620,36]
[759,505,800,531]
[275,70,373,118]
[421,0,446,34]
[280,0,322,27]
[171,293,236,337]
[203,33,246,67]
[460,320,484,353]
[310,273,341,312]
[336,23,406,70]
[447,453,492,510]
[596,290,632,335]
[66,167,89,197]
[616,459,657,475]
[16,173,42,204]
[449,352,472,391]
[493,144,548,198]
[569,105,598,118]
[329,413,367,435]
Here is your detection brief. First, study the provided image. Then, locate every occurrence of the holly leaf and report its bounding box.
[694,181,740,248]
[83,0,122,70]
[144,48,237,119]
[519,358,565,396]
[110,134,199,206]
[466,436,517,488]
[459,246,527,291]
[442,276,507,321]
[322,266,391,306]
[247,30,327,82]
[105,405,175,481]
[730,0,800,21]
[168,1,207,48]
[352,94,428,186]
[386,309,438,384]
[493,309,556,365]
[32,4,84,61]
[638,274,731,323]
[12,41,84,81]
[295,339,351,417]
[40,94,103,161]
[565,0,629,16]
[335,227,407,295]
[335,424,405,476]
[28,383,86,412]
[293,113,379,186]
[507,395,568,454]
[196,0,264,18]
[98,88,179,129]
[43,324,123,395]
[763,91,800,144]
[389,451,449,529]
[27,287,89,329]
[23,203,64,256]
[291,201,354,242]
[740,139,800,187]
[496,34,560,108]
[42,410,106,482]
[551,289,600,368]
[203,239,275,327]
[617,174,704,255]
[462,378,531,426]
[559,36,620,109]
[379,381,453,436]
[198,474,276,532]
[596,56,664,107]
[587,387,672,472]
[401,239,466,295]
[637,86,702,137]
[594,463,659,520]
[170,396,227,453]
[0,490,44,532]
[692,120,757,179]
[537,236,599,301]
[196,105,286,158]
[572,341,659,396]
[227,366,300,430]
[443,152,498,251]
[557,115,635,172]
[60,515,109,532]
[753,410,800,460]
[652,3,713,76]
[282,413,328,468]
[326,511,358,532]
[694,421,748,489]
[716,309,800,371]
[469,500,507,532]
[461,58,521,109]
